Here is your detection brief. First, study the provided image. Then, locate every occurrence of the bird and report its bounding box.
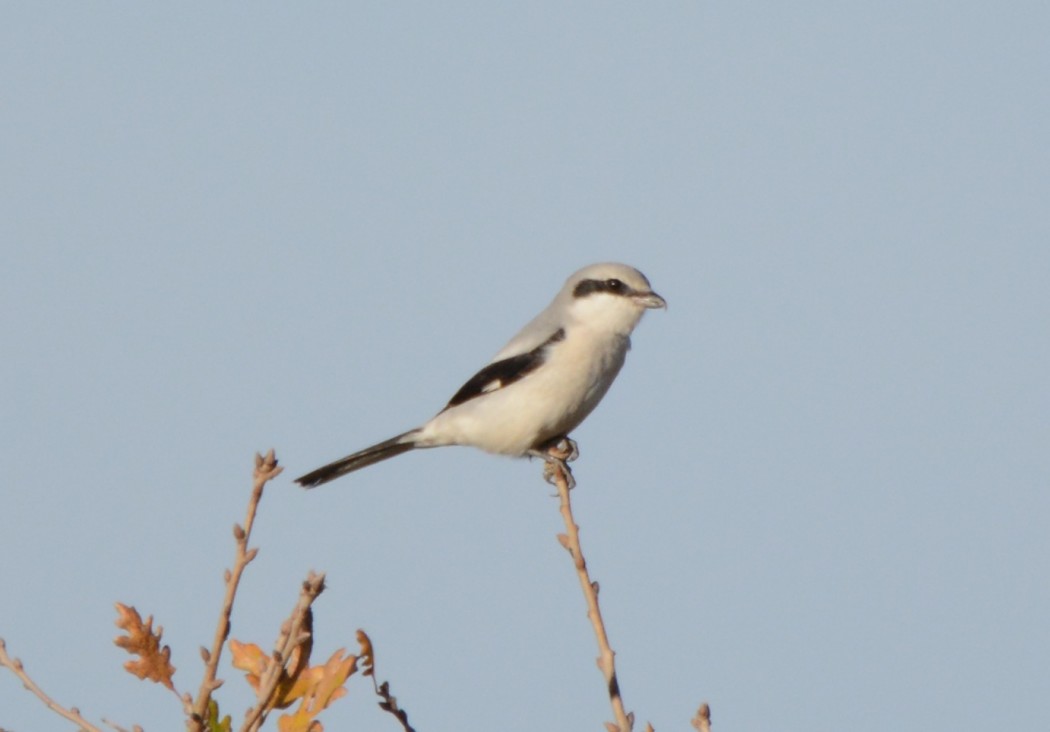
[295,262,665,488]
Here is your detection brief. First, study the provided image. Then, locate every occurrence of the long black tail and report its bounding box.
[295,430,421,488]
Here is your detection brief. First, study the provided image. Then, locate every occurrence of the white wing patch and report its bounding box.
[481,379,504,393]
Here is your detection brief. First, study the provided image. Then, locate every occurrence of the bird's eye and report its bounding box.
[606,278,626,293]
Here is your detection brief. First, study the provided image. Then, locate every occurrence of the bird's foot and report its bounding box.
[543,458,575,491]
[529,437,578,490]
[553,436,579,462]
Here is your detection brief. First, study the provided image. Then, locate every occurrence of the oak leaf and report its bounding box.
[230,637,317,710]
[276,649,358,732]
[207,699,232,732]
[356,630,374,677]
[113,603,176,690]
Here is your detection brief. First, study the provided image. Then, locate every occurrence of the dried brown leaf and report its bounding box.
[691,702,712,732]
[113,603,176,690]
[356,630,374,677]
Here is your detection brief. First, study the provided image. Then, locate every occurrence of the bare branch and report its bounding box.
[545,441,634,732]
[188,449,283,730]
[0,637,106,732]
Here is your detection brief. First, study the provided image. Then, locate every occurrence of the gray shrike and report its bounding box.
[295,262,665,488]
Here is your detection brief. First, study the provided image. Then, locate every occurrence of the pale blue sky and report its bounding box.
[2,4,1048,731]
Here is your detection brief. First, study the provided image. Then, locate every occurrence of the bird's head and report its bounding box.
[562,262,666,335]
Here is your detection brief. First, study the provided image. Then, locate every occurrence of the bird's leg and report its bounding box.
[528,436,579,490]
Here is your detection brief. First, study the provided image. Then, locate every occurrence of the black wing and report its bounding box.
[443,328,565,409]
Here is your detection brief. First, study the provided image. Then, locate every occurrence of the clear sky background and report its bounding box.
[2,4,1047,731]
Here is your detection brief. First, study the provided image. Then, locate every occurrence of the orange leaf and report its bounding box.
[277,706,319,732]
[275,648,358,731]
[232,636,324,710]
[229,639,268,692]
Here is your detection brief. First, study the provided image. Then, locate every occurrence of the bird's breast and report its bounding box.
[418,330,630,456]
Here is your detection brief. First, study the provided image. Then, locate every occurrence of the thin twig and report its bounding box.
[101,719,141,732]
[0,637,106,732]
[188,450,283,730]
[360,634,416,732]
[239,571,326,732]
[547,444,634,732]
[371,679,417,732]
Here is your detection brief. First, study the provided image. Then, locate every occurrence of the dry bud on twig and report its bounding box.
[691,702,712,732]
